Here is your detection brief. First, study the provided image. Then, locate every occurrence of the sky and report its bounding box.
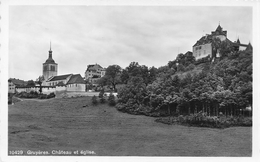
[8,6,252,81]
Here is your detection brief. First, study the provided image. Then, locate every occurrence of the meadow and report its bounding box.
[8,97,251,156]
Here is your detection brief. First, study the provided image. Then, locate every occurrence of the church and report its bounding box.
[41,44,86,92]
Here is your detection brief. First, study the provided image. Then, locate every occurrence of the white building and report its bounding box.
[193,24,231,60]
[193,24,252,60]
[85,64,106,83]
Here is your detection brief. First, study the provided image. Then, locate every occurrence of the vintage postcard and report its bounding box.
[1,0,259,162]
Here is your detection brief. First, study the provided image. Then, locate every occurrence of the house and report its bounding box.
[85,63,106,83]
[8,78,27,93]
[8,80,15,93]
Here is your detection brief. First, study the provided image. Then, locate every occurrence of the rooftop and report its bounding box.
[67,74,85,84]
[48,74,72,81]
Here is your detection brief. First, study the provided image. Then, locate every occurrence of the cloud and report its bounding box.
[9,6,252,80]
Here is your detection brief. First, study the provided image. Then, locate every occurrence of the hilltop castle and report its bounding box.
[192,24,252,60]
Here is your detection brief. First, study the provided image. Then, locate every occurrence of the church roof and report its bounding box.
[48,74,72,81]
[67,74,85,84]
[44,57,56,64]
[44,46,57,64]
[56,82,66,86]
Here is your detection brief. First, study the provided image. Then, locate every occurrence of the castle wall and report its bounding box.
[193,43,212,60]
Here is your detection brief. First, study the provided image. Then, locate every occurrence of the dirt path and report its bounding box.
[8,97,252,156]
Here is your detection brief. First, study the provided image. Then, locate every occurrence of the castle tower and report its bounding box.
[43,42,58,81]
[211,24,227,41]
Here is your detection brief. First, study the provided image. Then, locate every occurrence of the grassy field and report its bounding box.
[8,97,252,156]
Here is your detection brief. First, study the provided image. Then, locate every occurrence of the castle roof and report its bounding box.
[193,34,233,47]
[236,38,240,44]
[215,25,222,32]
[246,42,253,51]
[193,25,231,47]
[193,34,213,47]
[67,74,85,84]
[211,24,227,36]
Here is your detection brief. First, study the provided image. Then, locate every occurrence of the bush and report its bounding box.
[16,91,38,98]
[47,92,56,99]
[38,92,55,99]
[30,91,38,96]
[99,89,105,98]
[8,93,13,104]
[185,64,195,71]
[155,112,252,128]
[92,95,98,105]
[38,94,47,99]
[108,93,116,106]
[100,96,106,104]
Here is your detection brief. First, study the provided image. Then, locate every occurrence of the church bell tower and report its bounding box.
[43,42,58,81]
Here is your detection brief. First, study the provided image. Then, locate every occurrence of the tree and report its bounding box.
[120,69,129,84]
[36,75,44,94]
[27,80,35,87]
[103,65,122,92]
[108,93,116,106]
[92,95,98,105]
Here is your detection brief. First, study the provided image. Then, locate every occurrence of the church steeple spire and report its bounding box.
[49,41,52,59]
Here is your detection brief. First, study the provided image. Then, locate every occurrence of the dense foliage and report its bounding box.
[114,47,252,127]
[91,95,98,105]
[15,91,56,99]
[97,65,122,92]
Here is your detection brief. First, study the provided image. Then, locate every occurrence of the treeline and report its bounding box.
[99,47,252,119]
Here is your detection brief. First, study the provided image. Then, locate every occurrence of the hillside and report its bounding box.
[172,63,204,80]
[115,47,252,123]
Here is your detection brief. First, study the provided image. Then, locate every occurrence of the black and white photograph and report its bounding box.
[1,0,260,161]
